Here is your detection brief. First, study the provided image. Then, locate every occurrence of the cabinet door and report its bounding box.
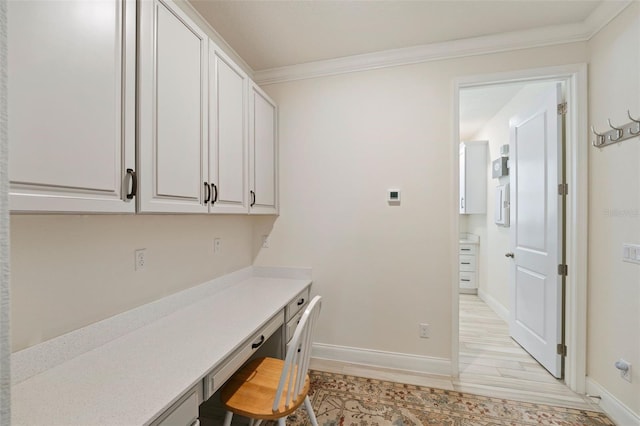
[459,142,487,214]
[208,45,249,214]
[138,0,208,213]
[249,84,278,215]
[8,0,136,213]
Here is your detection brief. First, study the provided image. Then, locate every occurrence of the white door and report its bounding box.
[8,0,136,213]
[138,0,208,213]
[249,84,278,215]
[209,45,249,214]
[508,83,564,378]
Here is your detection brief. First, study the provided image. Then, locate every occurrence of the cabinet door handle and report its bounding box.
[126,169,137,200]
[250,190,256,207]
[251,335,265,349]
[203,182,211,204]
[211,183,218,204]
[297,298,305,306]
[460,197,465,209]
[505,252,515,258]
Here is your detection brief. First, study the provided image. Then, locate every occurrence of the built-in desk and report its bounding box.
[11,268,311,425]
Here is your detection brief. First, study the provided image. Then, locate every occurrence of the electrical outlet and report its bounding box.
[214,238,222,254]
[262,235,269,248]
[135,249,146,272]
[419,323,430,338]
[615,359,632,383]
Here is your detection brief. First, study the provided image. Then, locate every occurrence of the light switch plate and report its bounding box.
[622,244,640,264]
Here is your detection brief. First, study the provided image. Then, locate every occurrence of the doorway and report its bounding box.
[450,65,589,397]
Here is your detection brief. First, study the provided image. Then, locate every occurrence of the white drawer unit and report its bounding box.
[203,310,284,400]
[459,254,476,272]
[150,383,203,426]
[459,237,479,294]
[459,244,477,256]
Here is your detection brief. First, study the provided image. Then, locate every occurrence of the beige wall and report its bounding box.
[466,83,556,311]
[254,43,588,360]
[10,215,257,351]
[587,2,640,413]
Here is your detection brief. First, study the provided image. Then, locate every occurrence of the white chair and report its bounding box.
[220,296,322,426]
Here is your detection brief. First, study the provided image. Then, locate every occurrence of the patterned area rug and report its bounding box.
[285,371,614,426]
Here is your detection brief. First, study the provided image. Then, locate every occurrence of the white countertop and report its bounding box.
[12,275,311,426]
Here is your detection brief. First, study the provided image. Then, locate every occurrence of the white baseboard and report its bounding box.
[477,288,509,322]
[586,378,640,425]
[312,343,451,377]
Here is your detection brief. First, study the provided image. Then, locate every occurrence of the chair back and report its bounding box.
[273,295,322,411]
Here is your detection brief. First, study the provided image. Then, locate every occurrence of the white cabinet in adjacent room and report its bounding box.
[8,0,136,213]
[208,45,249,214]
[249,83,279,215]
[138,0,209,213]
[459,234,480,294]
[459,141,487,214]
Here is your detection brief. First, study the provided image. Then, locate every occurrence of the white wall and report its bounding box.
[254,43,588,363]
[466,83,556,311]
[10,215,258,352]
[0,2,11,423]
[587,1,640,415]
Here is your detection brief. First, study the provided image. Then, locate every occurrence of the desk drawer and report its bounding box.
[150,383,203,426]
[459,254,476,272]
[286,288,310,321]
[285,309,304,343]
[204,311,284,399]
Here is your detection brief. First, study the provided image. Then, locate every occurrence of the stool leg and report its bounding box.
[223,411,233,426]
[277,416,287,426]
[304,395,318,426]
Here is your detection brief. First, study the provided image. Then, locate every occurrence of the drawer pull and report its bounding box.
[461,279,471,282]
[126,169,137,200]
[203,182,211,204]
[461,248,471,251]
[211,183,218,204]
[297,298,305,306]
[251,335,265,349]
[461,262,471,265]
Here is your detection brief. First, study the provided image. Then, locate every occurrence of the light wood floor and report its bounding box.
[310,294,601,412]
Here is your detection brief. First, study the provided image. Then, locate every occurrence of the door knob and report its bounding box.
[505,252,515,258]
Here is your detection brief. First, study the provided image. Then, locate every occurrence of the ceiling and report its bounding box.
[459,84,523,141]
[189,0,606,71]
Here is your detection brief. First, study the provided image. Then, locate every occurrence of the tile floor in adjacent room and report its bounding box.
[310,294,601,412]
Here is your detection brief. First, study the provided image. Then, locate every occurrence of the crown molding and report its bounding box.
[254,0,632,85]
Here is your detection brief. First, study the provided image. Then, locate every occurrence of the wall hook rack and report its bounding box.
[592,110,640,148]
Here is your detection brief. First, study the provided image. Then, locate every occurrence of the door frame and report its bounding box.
[450,63,588,393]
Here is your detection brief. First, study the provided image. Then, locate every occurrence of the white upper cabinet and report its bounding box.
[459,141,487,214]
[138,0,208,213]
[8,0,136,213]
[208,44,249,214]
[249,83,279,215]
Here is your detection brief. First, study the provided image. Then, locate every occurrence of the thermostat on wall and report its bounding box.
[387,189,401,204]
